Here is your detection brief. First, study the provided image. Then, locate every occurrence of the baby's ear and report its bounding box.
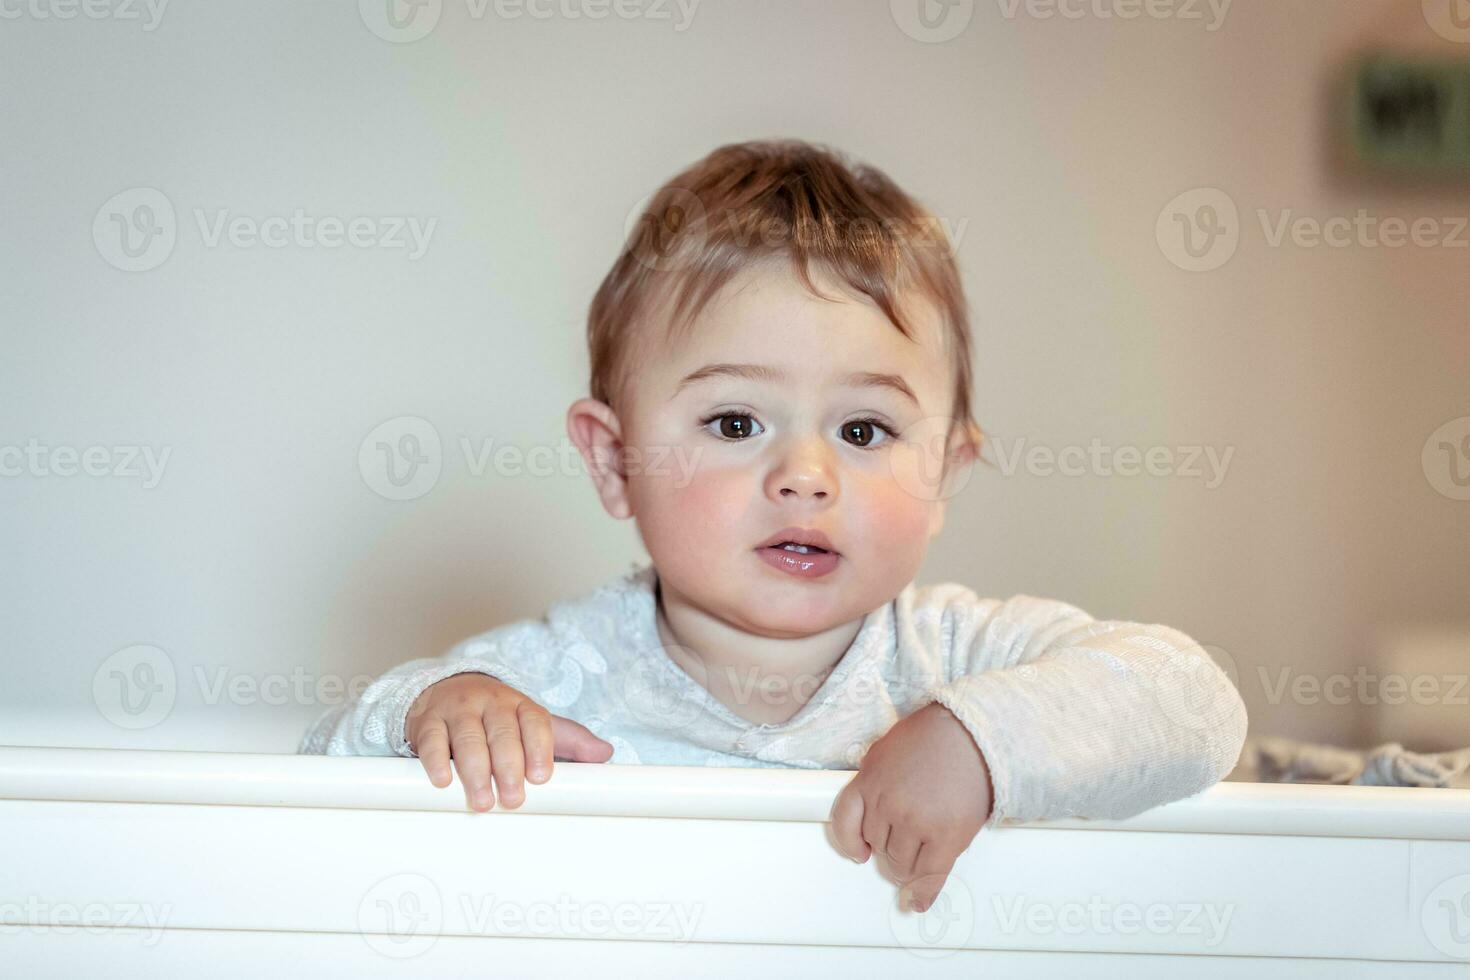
[966,421,986,461]
[925,424,980,539]
[566,398,634,520]
[950,422,983,468]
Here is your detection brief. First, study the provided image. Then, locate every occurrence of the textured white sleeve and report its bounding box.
[915,593,1247,827]
[296,620,559,757]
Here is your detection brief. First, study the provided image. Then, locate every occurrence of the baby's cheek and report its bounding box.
[857,476,936,556]
[640,458,749,549]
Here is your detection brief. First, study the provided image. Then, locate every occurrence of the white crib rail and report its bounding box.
[3,745,1470,837]
[2,745,1469,978]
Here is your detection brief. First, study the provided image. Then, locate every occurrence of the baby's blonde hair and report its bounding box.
[587,139,982,458]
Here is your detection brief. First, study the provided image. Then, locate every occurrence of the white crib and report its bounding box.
[2,744,1469,977]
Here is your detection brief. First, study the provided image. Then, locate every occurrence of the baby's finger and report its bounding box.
[413,718,453,788]
[884,829,922,884]
[828,780,870,862]
[448,718,495,811]
[550,715,614,763]
[517,701,555,783]
[861,803,891,863]
[900,846,959,914]
[485,708,527,809]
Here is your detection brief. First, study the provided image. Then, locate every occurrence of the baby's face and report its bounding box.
[610,258,968,638]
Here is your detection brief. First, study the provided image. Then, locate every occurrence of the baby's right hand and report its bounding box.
[405,673,613,812]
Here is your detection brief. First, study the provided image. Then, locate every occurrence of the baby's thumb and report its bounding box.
[550,715,615,763]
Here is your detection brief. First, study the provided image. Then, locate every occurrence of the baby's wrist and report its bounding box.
[924,701,995,816]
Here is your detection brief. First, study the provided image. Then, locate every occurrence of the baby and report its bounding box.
[301,139,1248,913]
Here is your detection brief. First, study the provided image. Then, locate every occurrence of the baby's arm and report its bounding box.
[297,625,612,809]
[918,592,1247,825]
[831,590,1246,911]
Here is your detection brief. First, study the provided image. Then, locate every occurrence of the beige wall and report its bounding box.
[1,1,1465,750]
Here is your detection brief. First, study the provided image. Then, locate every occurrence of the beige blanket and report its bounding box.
[1228,735,1470,788]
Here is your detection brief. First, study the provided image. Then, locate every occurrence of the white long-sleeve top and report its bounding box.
[299,560,1247,826]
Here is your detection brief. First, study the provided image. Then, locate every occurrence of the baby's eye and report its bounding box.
[699,413,899,449]
[842,417,898,449]
[702,413,764,440]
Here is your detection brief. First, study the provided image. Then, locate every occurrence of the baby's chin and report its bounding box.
[724,575,875,638]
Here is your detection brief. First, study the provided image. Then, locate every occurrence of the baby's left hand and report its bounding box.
[829,702,993,913]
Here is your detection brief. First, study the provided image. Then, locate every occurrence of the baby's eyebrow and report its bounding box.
[672,362,919,407]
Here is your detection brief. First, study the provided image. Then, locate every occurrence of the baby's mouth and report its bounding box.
[754,527,840,556]
[754,536,842,578]
[763,542,831,556]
